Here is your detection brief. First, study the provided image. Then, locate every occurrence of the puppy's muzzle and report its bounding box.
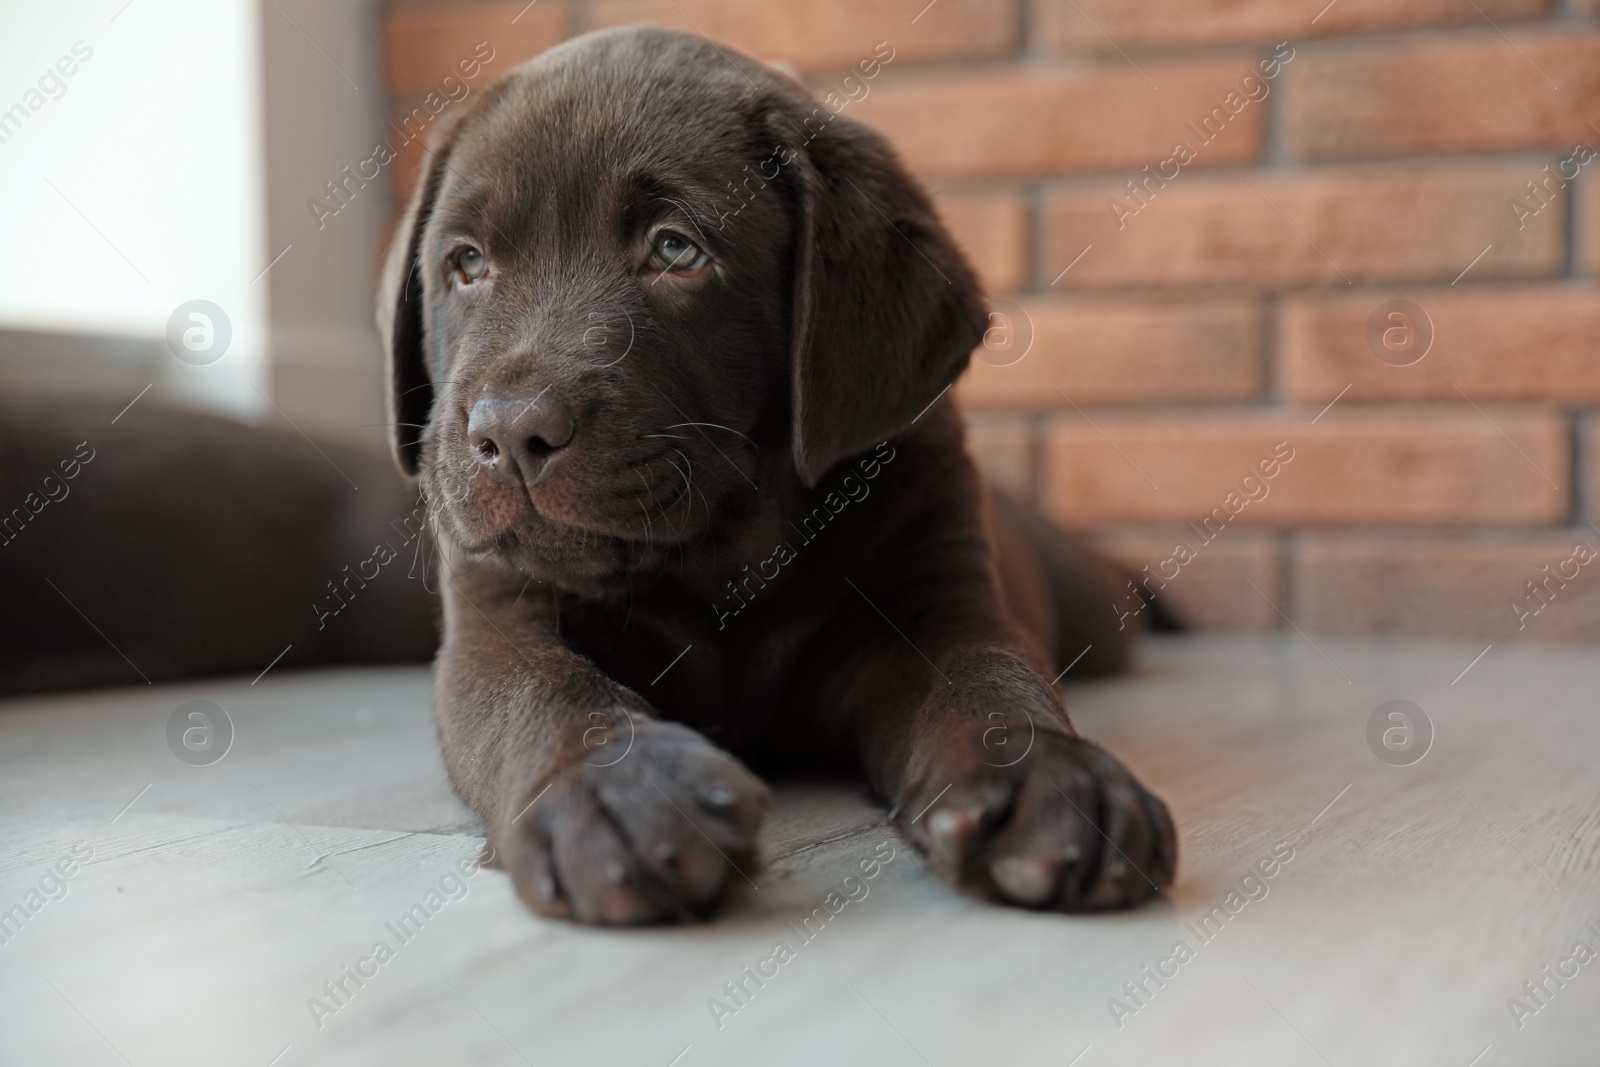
[467,391,577,487]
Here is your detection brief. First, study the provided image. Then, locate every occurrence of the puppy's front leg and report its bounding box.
[843,574,1176,912]
[435,552,769,924]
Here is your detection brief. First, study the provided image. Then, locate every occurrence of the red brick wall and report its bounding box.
[380,0,1600,642]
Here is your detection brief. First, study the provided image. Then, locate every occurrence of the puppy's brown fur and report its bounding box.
[381,25,1175,923]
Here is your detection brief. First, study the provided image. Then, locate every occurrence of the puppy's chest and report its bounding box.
[559,593,825,755]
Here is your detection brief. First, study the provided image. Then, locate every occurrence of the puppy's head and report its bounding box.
[379,26,984,590]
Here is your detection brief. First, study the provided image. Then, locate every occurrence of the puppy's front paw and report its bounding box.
[897,730,1175,912]
[500,720,770,924]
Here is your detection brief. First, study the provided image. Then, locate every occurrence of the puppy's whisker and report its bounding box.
[692,485,714,541]
[669,449,696,537]
[652,385,760,491]
[637,498,654,548]
[665,422,757,450]
[397,378,460,401]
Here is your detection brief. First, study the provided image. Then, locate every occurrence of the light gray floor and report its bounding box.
[2,635,1597,1066]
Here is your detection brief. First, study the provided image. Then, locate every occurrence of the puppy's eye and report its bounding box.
[455,246,489,283]
[650,231,709,273]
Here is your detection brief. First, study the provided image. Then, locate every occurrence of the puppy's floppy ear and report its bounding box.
[776,107,987,486]
[376,128,461,477]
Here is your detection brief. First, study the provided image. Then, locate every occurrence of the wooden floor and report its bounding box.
[2,635,1597,1066]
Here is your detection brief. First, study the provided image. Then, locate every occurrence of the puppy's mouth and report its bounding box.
[424,443,705,575]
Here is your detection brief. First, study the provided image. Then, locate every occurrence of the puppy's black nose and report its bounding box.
[467,391,576,486]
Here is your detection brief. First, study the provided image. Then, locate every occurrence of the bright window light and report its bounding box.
[0,0,267,417]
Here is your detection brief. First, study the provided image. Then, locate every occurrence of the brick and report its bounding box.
[1582,172,1600,276]
[1041,165,1565,289]
[1285,31,1600,160]
[849,57,1266,180]
[1040,408,1568,527]
[1293,531,1600,641]
[588,0,1016,73]
[957,295,1263,408]
[1280,285,1600,403]
[1088,527,1283,631]
[1034,0,1550,50]
[1583,414,1600,524]
[382,1,569,95]
[930,188,1028,295]
[963,412,1034,499]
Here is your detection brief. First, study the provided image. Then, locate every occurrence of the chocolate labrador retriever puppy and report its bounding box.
[382,25,1175,923]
